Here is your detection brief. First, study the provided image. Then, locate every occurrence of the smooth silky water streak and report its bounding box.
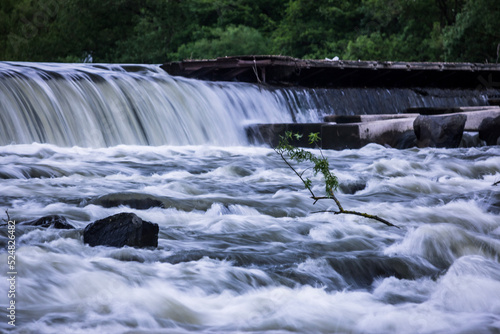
[1,61,500,334]
[0,61,491,147]
[0,62,300,147]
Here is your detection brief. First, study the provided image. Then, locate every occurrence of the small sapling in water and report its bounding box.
[275,131,398,228]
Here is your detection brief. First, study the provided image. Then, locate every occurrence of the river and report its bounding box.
[0,62,499,333]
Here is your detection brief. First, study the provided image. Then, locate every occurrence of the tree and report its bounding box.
[174,25,271,60]
[113,0,197,63]
[272,0,363,59]
[275,132,398,228]
[0,0,493,63]
[443,0,500,63]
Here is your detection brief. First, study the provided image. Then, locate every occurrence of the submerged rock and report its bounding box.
[91,193,164,210]
[22,215,75,229]
[479,115,500,145]
[83,212,159,248]
[413,114,466,148]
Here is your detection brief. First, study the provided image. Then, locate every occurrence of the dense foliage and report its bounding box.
[1,0,498,63]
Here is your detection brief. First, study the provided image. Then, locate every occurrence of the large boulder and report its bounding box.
[22,215,75,229]
[413,114,467,148]
[83,212,159,248]
[479,115,500,145]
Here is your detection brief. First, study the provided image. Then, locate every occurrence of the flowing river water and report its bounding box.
[0,62,500,333]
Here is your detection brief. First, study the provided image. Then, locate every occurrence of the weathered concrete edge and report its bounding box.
[246,119,416,150]
[325,107,500,131]
[246,108,500,150]
[162,55,500,88]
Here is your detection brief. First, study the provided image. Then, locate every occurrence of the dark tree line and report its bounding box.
[1,0,499,63]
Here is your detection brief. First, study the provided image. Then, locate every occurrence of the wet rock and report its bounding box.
[395,130,417,149]
[91,193,164,209]
[413,114,467,148]
[459,132,484,148]
[83,212,159,248]
[321,118,416,150]
[339,181,367,195]
[478,115,500,145]
[22,215,75,229]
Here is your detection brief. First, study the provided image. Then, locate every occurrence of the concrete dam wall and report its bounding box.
[162,56,500,149]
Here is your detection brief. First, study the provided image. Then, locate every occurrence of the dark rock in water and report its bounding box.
[91,193,164,209]
[23,215,75,229]
[459,132,484,148]
[479,115,500,145]
[83,212,159,248]
[339,181,367,195]
[395,130,417,149]
[413,114,466,148]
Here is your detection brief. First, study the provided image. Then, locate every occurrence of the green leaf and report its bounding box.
[308,132,320,144]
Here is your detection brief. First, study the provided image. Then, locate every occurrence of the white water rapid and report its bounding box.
[0,62,499,334]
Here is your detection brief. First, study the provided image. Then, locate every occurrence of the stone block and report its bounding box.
[413,114,466,148]
[459,108,500,131]
[22,215,75,229]
[83,212,159,248]
[479,115,500,145]
[321,118,416,150]
[324,114,419,123]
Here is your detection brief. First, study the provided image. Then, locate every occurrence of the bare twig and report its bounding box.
[1,210,10,225]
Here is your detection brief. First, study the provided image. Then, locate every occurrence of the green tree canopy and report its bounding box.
[443,0,500,62]
[0,0,497,63]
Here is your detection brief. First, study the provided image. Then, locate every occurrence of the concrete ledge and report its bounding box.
[162,55,500,89]
[246,123,325,148]
[246,119,415,149]
[324,114,419,123]
[460,108,500,130]
[326,107,500,131]
[246,107,500,149]
[321,118,415,149]
[404,106,500,115]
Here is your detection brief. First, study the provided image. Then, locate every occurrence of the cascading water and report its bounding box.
[0,62,491,147]
[0,62,305,147]
[0,62,499,334]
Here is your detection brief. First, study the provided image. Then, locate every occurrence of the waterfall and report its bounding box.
[0,62,491,147]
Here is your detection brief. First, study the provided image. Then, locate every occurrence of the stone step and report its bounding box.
[324,114,419,123]
[327,107,500,131]
[246,108,500,149]
[404,106,500,115]
[321,118,416,150]
[459,108,500,131]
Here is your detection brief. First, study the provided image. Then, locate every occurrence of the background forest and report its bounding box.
[1,0,499,64]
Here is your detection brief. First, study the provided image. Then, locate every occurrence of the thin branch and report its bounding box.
[310,209,398,228]
[493,180,500,186]
[0,210,10,225]
[340,210,398,228]
[277,150,316,199]
[275,131,398,228]
[327,189,344,212]
[299,167,314,178]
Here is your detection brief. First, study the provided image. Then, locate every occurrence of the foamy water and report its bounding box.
[1,143,499,333]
